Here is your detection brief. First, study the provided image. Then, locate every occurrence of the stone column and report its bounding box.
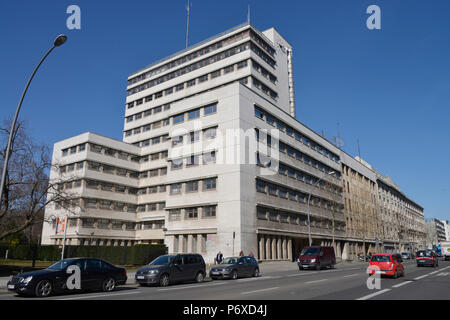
[276,237,282,260]
[178,235,184,253]
[271,237,277,260]
[342,242,349,261]
[287,238,292,261]
[197,234,203,253]
[282,237,287,260]
[188,234,194,253]
[259,235,265,260]
[265,236,271,260]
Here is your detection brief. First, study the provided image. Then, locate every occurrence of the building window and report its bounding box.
[204,104,217,115]
[186,181,198,192]
[203,178,216,190]
[198,75,208,83]
[188,109,200,120]
[187,79,196,87]
[237,60,248,69]
[203,206,216,218]
[185,208,198,219]
[211,70,220,79]
[176,83,184,91]
[173,114,185,124]
[224,65,234,74]
[203,151,216,164]
[170,183,182,195]
[204,127,217,139]
[169,209,181,221]
[186,155,199,167]
[171,159,183,170]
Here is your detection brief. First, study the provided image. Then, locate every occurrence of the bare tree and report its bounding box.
[0,120,78,241]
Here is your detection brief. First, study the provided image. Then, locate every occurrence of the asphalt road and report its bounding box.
[1,260,449,300]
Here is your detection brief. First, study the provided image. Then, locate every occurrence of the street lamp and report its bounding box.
[0,34,67,208]
[306,171,336,246]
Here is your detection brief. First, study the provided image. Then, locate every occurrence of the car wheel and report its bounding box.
[231,270,238,280]
[102,277,116,292]
[253,268,260,277]
[35,280,53,297]
[393,270,398,279]
[195,272,204,283]
[315,263,321,271]
[159,274,170,287]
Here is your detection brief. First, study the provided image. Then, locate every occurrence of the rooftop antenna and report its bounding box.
[247,3,251,24]
[185,0,192,48]
[357,139,362,161]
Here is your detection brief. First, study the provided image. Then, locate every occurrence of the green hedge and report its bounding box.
[0,244,167,266]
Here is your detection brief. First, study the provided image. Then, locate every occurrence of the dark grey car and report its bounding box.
[135,254,206,287]
[209,256,259,280]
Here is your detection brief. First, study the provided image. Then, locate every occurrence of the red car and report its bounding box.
[367,254,405,278]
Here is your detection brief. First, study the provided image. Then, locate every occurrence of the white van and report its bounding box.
[441,241,450,261]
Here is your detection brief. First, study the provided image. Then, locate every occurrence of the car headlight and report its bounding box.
[310,259,316,263]
[148,270,159,275]
[20,276,33,284]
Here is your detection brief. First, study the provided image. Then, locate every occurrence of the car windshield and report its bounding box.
[47,259,78,270]
[149,255,174,266]
[371,255,391,262]
[417,251,432,257]
[301,248,319,256]
[221,257,238,264]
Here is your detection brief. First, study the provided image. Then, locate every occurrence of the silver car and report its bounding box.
[209,256,259,280]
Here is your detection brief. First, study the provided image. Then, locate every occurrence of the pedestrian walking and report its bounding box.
[216,251,223,264]
[239,250,244,257]
[249,252,254,258]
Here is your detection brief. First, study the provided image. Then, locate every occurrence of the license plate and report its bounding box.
[376,271,385,274]
[211,271,219,275]
[137,276,145,279]
[7,285,14,290]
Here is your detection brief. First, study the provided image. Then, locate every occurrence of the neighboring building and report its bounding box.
[425,219,439,248]
[41,22,425,263]
[339,154,381,260]
[376,173,425,252]
[441,220,450,241]
[433,218,446,243]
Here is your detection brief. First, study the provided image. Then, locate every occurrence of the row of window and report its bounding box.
[168,205,217,221]
[254,107,340,163]
[126,103,170,118]
[173,103,217,124]
[169,177,217,195]
[252,60,277,84]
[251,77,278,100]
[126,55,247,111]
[127,42,251,96]
[256,129,340,179]
[86,161,139,178]
[62,143,86,157]
[170,151,217,170]
[172,127,217,146]
[256,179,344,213]
[127,29,253,86]
[79,218,164,231]
[61,143,141,163]
[256,206,345,231]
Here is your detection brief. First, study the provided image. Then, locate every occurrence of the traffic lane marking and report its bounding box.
[305,279,328,284]
[241,287,279,295]
[157,282,227,291]
[356,289,391,300]
[57,290,142,300]
[392,281,412,288]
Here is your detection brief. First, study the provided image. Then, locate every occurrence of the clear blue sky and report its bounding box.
[1,1,449,220]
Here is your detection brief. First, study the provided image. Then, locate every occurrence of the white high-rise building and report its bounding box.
[42,23,347,263]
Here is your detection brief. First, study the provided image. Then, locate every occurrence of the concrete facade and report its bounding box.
[41,22,425,263]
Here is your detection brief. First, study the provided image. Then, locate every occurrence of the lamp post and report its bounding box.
[306,171,336,247]
[0,35,67,208]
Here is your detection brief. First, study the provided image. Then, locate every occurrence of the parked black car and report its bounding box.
[209,256,259,280]
[7,258,127,297]
[135,254,206,287]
